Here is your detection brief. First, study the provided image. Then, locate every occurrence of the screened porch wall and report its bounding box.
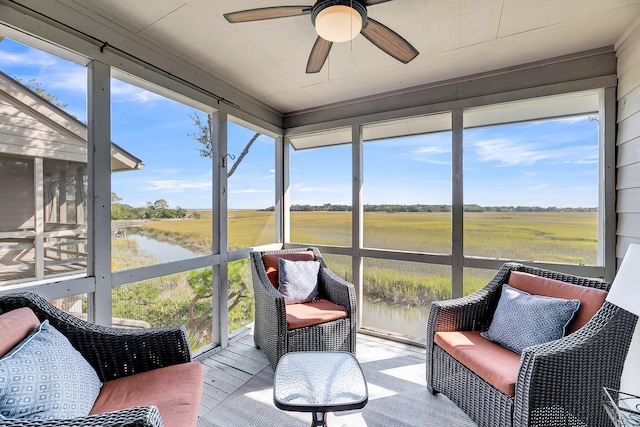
[0,0,637,361]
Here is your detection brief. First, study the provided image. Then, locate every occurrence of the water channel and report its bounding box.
[125,230,429,342]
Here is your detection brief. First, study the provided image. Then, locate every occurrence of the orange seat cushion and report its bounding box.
[90,362,204,427]
[508,271,607,333]
[262,251,315,287]
[285,299,348,330]
[0,307,41,357]
[435,331,521,396]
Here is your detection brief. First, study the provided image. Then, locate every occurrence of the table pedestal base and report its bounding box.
[312,411,327,427]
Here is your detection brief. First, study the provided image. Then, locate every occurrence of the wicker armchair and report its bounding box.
[0,292,194,427]
[426,263,638,427]
[250,247,357,369]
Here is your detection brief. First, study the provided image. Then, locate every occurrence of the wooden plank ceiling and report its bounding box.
[65,0,640,114]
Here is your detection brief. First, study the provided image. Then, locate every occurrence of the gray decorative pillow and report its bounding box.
[481,284,580,354]
[278,258,321,304]
[0,320,102,420]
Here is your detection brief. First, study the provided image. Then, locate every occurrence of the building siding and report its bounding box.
[0,95,86,163]
[0,155,33,231]
[616,16,640,401]
[617,21,640,260]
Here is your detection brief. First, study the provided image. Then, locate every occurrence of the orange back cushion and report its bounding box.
[508,271,607,333]
[0,307,41,357]
[262,251,315,287]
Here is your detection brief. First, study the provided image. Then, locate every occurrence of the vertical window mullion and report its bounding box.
[601,87,617,282]
[451,109,464,299]
[352,124,364,329]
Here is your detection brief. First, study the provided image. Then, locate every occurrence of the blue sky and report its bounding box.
[0,38,599,209]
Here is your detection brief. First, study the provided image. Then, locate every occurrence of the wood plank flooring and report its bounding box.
[198,332,269,415]
[197,331,425,417]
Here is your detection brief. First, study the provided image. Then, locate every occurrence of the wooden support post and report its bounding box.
[211,111,228,348]
[59,169,67,224]
[276,136,289,244]
[34,157,44,280]
[87,60,112,326]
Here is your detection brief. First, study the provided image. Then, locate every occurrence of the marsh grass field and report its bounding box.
[128,210,598,304]
[110,209,598,342]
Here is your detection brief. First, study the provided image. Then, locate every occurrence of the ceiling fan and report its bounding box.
[224,0,419,74]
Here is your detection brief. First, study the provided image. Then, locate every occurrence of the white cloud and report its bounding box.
[474,138,552,166]
[293,183,334,193]
[0,50,56,66]
[415,145,449,154]
[573,156,598,165]
[526,183,550,192]
[143,179,211,191]
[1,47,86,94]
[111,80,163,104]
[47,68,88,92]
[403,140,451,164]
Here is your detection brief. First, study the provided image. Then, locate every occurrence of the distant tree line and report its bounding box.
[111,193,198,220]
[261,203,596,213]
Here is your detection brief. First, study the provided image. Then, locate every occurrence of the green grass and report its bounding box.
[111,238,253,349]
[121,210,598,308]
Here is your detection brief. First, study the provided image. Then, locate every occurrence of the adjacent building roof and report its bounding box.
[0,69,143,171]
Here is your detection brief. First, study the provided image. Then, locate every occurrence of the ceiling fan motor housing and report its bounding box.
[311,0,368,29]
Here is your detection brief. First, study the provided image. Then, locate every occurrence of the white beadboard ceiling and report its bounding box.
[67,0,640,114]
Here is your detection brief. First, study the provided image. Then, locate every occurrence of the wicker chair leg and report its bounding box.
[427,385,438,395]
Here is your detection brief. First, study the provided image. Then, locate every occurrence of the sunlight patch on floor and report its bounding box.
[365,382,398,401]
[244,386,273,405]
[380,363,425,386]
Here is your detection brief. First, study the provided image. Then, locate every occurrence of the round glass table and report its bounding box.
[273,351,368,427]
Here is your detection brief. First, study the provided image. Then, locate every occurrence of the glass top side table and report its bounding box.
[603,387,640,427]
[273,351,368,427]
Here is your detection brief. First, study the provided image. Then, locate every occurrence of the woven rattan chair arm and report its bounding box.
[426,285,501,335]
[0,292,192,382]
[513,302,638,427]
[0,406,163,427]
[427,262,516,334]
[251,253,287,324]
[426,263,518,389]
[254,277,287,332]
[250,251,288,369]
[319,267,356,313]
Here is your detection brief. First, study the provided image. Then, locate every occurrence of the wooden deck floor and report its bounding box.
[196,332,426,417]
[198,332,271,415]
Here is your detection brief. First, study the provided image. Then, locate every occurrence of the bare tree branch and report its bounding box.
[188,113,261,177]
[227,132,260,177]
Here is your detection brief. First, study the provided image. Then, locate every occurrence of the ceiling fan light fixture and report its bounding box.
[312,1,367,43]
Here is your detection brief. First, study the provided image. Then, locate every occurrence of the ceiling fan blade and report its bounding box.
[306,37,333,73]
[360,18,419,64]
[224,6,311,23]
[365,0,394,5]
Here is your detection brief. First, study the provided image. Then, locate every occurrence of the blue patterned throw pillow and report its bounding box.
[278,258,321,304]
[0,320,102,420]
[481,284,580,354]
